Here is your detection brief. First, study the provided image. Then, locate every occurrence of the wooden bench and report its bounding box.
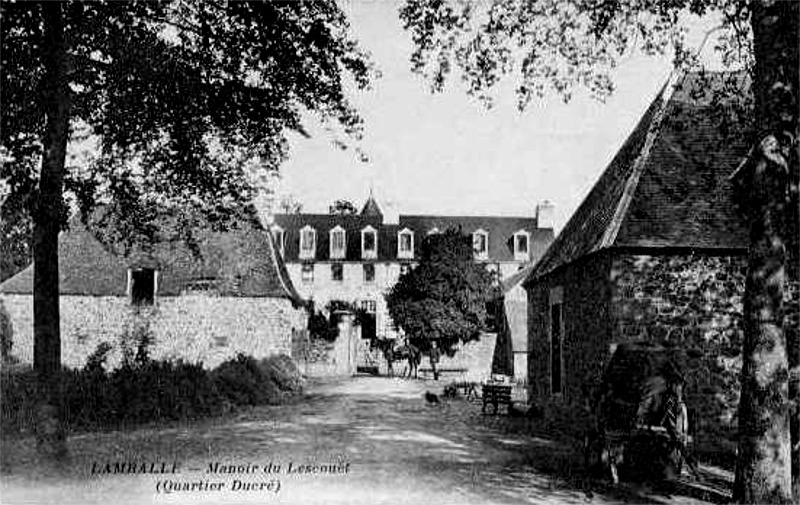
[481,383,513,414]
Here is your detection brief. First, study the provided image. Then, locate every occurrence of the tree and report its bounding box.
[329,199,358,215]
[385,229,499,380]
[1,0,375,458]
[399,0,798,501]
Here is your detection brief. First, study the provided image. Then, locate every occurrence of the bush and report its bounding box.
[211,354,278,406]
[0,365,37,436]
[1,350,304,437]
[308,311,339,342]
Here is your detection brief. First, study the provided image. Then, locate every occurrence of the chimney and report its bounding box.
[383,200,400,225]
[536,200,555,229]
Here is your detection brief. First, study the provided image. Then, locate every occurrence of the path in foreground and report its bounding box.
[0,376,730,505]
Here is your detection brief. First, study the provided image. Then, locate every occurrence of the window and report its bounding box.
[130,268,156,305]
[301,263,314,283]
[329,226,346,259]
[360,299,377,313]
[397,228,414,259]
[361,226,377,259]
[549,287,564,396]
[514,231,530,261]
[473,229,489,259]
[363,263,375,283]
[271,226,285,257]
[331,263,343,282]
[299,226,316,259]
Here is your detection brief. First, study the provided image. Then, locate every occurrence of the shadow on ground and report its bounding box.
[0,376,733,505]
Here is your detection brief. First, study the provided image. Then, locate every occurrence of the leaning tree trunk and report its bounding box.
[733,1,798,503]
[33,2,71,461]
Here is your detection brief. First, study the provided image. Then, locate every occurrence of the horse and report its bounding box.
[393,343,421,379]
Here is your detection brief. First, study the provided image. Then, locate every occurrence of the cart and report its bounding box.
[583,342,693,484]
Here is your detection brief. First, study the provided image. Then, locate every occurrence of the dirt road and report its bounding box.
[0,377,729,505]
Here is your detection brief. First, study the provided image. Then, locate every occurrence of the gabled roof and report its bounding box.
[527,71,751,282]
[272,213,554,264]
[0,213,305,305]
[360,194,383,216]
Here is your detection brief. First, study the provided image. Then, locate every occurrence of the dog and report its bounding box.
[424,391,440,405]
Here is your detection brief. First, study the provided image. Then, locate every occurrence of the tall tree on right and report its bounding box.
[400,0,798,501]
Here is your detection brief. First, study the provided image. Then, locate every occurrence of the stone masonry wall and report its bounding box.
[610,254,746,448]
[1,294,306,369]
[527,252,613,406]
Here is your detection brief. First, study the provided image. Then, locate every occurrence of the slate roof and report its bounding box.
[0,215,305,304]
[272,212,554,264]
[360,194,383,217]
[527,71,751,282]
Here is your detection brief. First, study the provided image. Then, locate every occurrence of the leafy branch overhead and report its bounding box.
[400,0,753,108]
[1,0,377,247]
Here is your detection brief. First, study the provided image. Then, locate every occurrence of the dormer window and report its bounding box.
[473,229,489,260]
[329,225,346,259]
[129,268,157,305]
[271,226,285,257]
[513,230,530,261]
[361,226,377,259]
[397,228,414,259]
[299,225,316,259]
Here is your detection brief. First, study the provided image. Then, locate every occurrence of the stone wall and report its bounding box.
[0,294,306,369]
[611,254,746,445]
[527,252,613,405]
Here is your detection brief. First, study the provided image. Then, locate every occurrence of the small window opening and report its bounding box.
[131,268,156,305]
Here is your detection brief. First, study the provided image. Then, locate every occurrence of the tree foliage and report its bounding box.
[400,0,752,108]
[385,229,499,357]
[328,199,358,215]
[1,0,375,243]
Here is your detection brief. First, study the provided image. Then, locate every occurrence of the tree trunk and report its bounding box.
[734,1,798,503]
[33,2,71,461]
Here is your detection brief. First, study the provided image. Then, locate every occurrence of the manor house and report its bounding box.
[271,195,555,340]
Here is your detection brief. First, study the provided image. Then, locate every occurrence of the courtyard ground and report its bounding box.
[0,376,732,505]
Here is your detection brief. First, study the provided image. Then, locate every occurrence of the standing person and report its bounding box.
[662,376,699,477]
[430,341,441,381]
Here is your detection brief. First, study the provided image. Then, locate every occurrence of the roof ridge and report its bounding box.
[599,70,684,249]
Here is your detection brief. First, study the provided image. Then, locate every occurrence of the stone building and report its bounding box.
[522,71,786,448]
[272,195,554,376]
[273,195,554,340]
[0,214,307,369]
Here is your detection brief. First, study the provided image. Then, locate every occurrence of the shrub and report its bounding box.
[1,352,304,437]
[211,353,276,406]
[308,311,339,342]
[0,365,37,436]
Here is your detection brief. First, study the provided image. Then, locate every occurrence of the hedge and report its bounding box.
[1,352,304,437]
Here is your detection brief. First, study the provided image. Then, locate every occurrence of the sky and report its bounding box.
[277,1,721,232]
